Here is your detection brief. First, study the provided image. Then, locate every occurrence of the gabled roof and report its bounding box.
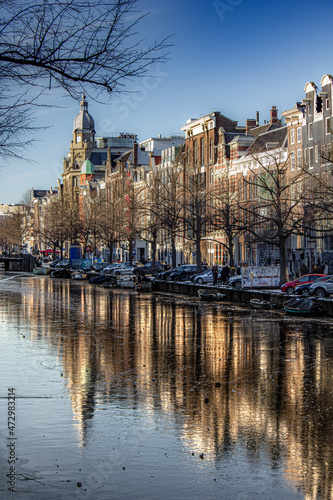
[248,122,282,139]
[245,126,287,155]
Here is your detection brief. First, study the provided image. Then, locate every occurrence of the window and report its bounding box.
[290,151,295,171]
[201,138,205,165]
[308,123,313,139]
[326,116,331,135]
[308,103,312,116]
[209,138,213,162]
[297,149,302,169]
[187,147,190,166]
[297,127,301,143]
[290,128,295,145]
[315,145,319,164]
[309,147,314,168]
[326,98,330,110]
[194,141,197,165]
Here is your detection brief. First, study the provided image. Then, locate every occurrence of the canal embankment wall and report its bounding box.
[153,280,333,317]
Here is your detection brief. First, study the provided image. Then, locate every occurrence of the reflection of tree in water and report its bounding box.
[7,277,333,498]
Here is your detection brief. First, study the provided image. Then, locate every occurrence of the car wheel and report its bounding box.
[286,286,294,294]
[301,288,310,296]
[315,288,326,298]
[173,276,180,282]
[197,278,203,284]
[234,281,241,290]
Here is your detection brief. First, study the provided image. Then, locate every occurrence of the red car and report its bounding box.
[281,274,326,294]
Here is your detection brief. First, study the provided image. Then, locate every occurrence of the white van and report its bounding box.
[229,266,280,289]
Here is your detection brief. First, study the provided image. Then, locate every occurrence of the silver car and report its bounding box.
[192,269,214,284]
[309,275,333,297]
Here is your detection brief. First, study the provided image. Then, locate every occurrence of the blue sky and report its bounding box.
[2,0,333,203]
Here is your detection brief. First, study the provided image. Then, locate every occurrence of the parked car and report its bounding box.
[111,265,136,276]
[133,261,165,276]
[155,267,178,280]
[92,262,110,271]
[294,275,332,296]
[309,275,333,297]
[192,268,217,284]
[168,265,206,282]
[280,274,325,294]
[54,259,70,268]
[103,263,127,273]
[49,258,62,268]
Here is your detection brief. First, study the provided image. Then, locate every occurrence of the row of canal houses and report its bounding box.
[24,74,333,274]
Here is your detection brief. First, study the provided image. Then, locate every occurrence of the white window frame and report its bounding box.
[309,147,314,168]
[326,98,330,110]
[297,126,301,143]
[290,128,295,145]
[290,151,295,171]
[297,149,302,169]
[308,123,313,140]
[201,138,205,166]
[326,116,331,135]
[315,145,319,164]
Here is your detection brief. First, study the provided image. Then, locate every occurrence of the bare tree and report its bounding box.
[157,151,185,268]
[211,166,246,267]
[39,193,76,258]
[0,205,27,254]
[0,0,170,159]
[241,152,306,285]
[98,193,123,263]
[119,173,144,265]
[179,155,213,272]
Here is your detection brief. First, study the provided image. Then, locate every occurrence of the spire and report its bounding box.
[80,93,88,112]
[73,94,95,133]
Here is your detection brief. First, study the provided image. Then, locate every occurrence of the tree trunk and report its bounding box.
[151,231,158,269]
[171,237,176,268]
[279,238,287,286]
[129,238,133,265]
[228,238,234,267]
[108,242,114,263]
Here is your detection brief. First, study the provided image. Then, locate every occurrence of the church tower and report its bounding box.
[73,93,95,149]
[63,94,96,197]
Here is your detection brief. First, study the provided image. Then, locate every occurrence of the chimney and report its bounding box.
[256,111,260,126]
[133,142,138,167]
[270,106,278,124]
[246,119,257,134]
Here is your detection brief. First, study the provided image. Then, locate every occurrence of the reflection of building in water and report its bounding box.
[3,279,333,498]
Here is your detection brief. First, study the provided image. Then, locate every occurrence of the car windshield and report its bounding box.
[316,275,332,283]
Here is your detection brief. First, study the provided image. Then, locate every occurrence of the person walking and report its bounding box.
[220,264,230,286]
[212,265,218,285]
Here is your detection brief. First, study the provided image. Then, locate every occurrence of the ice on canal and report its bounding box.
[1,272,333,499]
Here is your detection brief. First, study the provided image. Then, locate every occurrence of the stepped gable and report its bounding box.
[216,113,244,132]
[246,126,287,155]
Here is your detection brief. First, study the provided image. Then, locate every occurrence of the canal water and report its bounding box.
[1,273,333,499]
